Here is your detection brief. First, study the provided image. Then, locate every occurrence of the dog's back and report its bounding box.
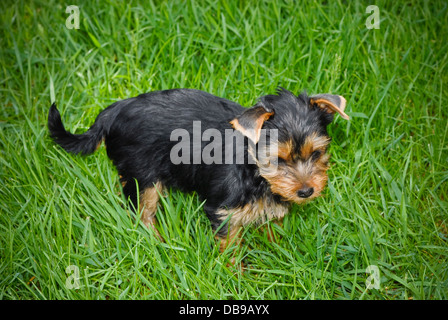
[48,88,247,205]
[48,89,244,156]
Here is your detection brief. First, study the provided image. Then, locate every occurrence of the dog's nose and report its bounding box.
[298,187,314,198]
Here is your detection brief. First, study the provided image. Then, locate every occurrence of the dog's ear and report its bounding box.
[310,94,349,120]
[230,103,274,144]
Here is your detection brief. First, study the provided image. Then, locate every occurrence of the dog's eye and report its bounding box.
[311,150,322,161]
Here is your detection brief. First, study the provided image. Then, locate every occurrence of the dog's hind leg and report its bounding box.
[139,182,164,240]
[123,179,164,240]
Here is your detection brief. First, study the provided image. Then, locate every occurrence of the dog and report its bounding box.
[48,88,349,262]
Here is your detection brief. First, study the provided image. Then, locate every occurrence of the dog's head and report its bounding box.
[231,88,349,204]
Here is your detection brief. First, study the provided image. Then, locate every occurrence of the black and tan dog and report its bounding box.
[48,88,349,257]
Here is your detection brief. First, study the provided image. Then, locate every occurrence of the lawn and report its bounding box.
[0,0,447,300]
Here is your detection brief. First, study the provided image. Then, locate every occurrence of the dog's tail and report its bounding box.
[48,103,106,155]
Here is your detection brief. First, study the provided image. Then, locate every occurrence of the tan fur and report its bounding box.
[301,133,329,159]
[217,226,242,253]
[215,198,288,231]
[277,139,293,161]
[256,133,331,203]
[310,96,349,120]
[215,199,288,268]
[230,109,274,144]
[140,182,164,239]
[96,138,104,151]
[215,226,244,268]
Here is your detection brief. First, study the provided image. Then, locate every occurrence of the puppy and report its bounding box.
[48,88,349,258]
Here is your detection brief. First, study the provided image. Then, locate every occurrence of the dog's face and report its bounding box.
[231,88,349,204]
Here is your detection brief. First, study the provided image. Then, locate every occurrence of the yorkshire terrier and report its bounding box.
[48,88,349,260]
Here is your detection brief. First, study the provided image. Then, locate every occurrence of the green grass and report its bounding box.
[0,0,447,300]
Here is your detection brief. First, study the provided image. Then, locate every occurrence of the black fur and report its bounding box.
[48,88,338,237]
[260,88,334,150]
